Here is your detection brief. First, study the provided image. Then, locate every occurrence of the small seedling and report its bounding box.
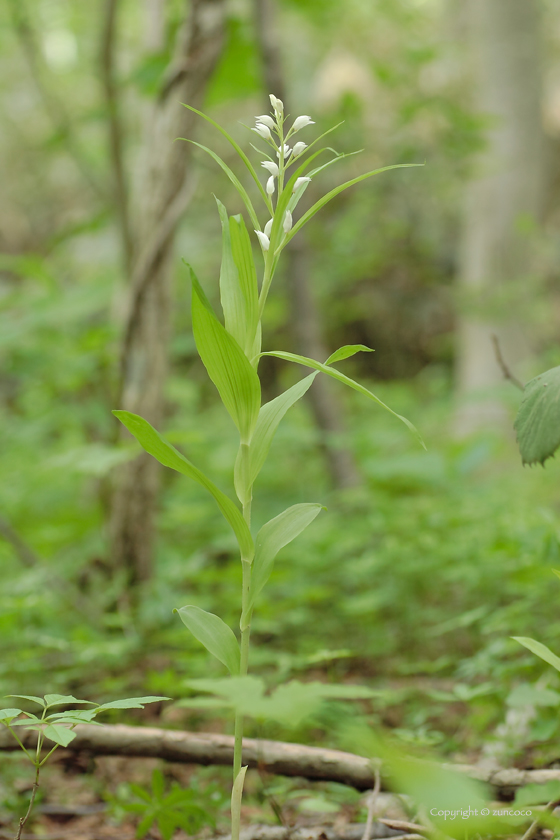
[0,693,168,839]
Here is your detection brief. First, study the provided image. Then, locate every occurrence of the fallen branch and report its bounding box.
[0,724,558,793]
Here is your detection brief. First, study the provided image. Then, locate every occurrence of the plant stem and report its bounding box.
[15,764,39,840]
[232,495,252,839]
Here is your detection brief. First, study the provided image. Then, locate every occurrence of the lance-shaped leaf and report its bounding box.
[43,694,95,707]
[216,200,259,356]
[182,103,271,215]
[325,344,374,365]
[230,213,259,355]
[283,163,424,246]
[96,697,169,712]
[259,351,425,448]
[514,366,560,465]
[234,373,317,501]
[175,606,240,675]
[191,269,261,444]
[513,637,560,673]
[242,503,323,627]
[181,139,263,229]
[231,765,248,840]
[113,410,254,561]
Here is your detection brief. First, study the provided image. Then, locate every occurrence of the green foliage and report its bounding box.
[109,769,216,840]
[514,366,560,464]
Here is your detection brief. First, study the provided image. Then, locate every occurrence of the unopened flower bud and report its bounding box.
[292,141,308,156]
[293,176,311,192]
[283,210,293,233]
[252,123,272,140]
[266,176,275,196]
[261,161,279,176]
[256,115,275,130]
[292,115,315,132]
[264,219,273,237]
[269,94,284,114]
[254,230,270,251]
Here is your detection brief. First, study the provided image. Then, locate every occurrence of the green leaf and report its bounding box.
[216,200,259,356]
[516,780,560,807]
[42,724,76,747]
[175,606,240,675]
[112,410,254,562]
[513,636,560,673]
[231,764,248,840]
[181,139,264,229]
[43,694,95,707]
[507,684,560,707]
[242,503,324,626]
[190,268,261,445]
[233,373,318,500]
[96,696,169,712]
[283,163,424,246]
[514,366,560,465]
[0,708,22,722]
[229,214,259,355]
[7,695,45,706]
[260,351,425,448]
[152,768,165,800]
[325,344,374,365]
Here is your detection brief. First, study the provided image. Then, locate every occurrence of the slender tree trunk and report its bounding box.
[253,0,361,489]
[110,0,226,585]
[454,0,545,434]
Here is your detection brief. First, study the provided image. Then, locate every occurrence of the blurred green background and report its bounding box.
[1,0,560,769]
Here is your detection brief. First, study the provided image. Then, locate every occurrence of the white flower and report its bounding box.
[292,115,314,132]
[292,141,308,156]
[276,143,292,159]
[256,115,275,130]
[252,123,272,140]
[261,161,279,176]
[266,176,275,196]
[264,219,273,237]
[254,230,270,251]
[283,210,293,233]
[293,176,311,192]
[269,94,284,114]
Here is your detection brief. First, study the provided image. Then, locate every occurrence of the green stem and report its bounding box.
[232,493,252,839]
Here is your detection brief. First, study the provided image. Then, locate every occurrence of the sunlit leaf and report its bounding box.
[234,373,317,501]
[7,695,45,707]
[191,268,261,445]
[242,503,324,626]
[174,606,240,675]
[260,350,425,448]
[112,410,253,562]
[514,366,560,465]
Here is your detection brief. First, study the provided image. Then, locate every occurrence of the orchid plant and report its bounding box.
[113,94,423,839]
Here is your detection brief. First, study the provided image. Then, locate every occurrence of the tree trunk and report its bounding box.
[110,0,226,585]
[454,0,545,434]
[253,0,361,489]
